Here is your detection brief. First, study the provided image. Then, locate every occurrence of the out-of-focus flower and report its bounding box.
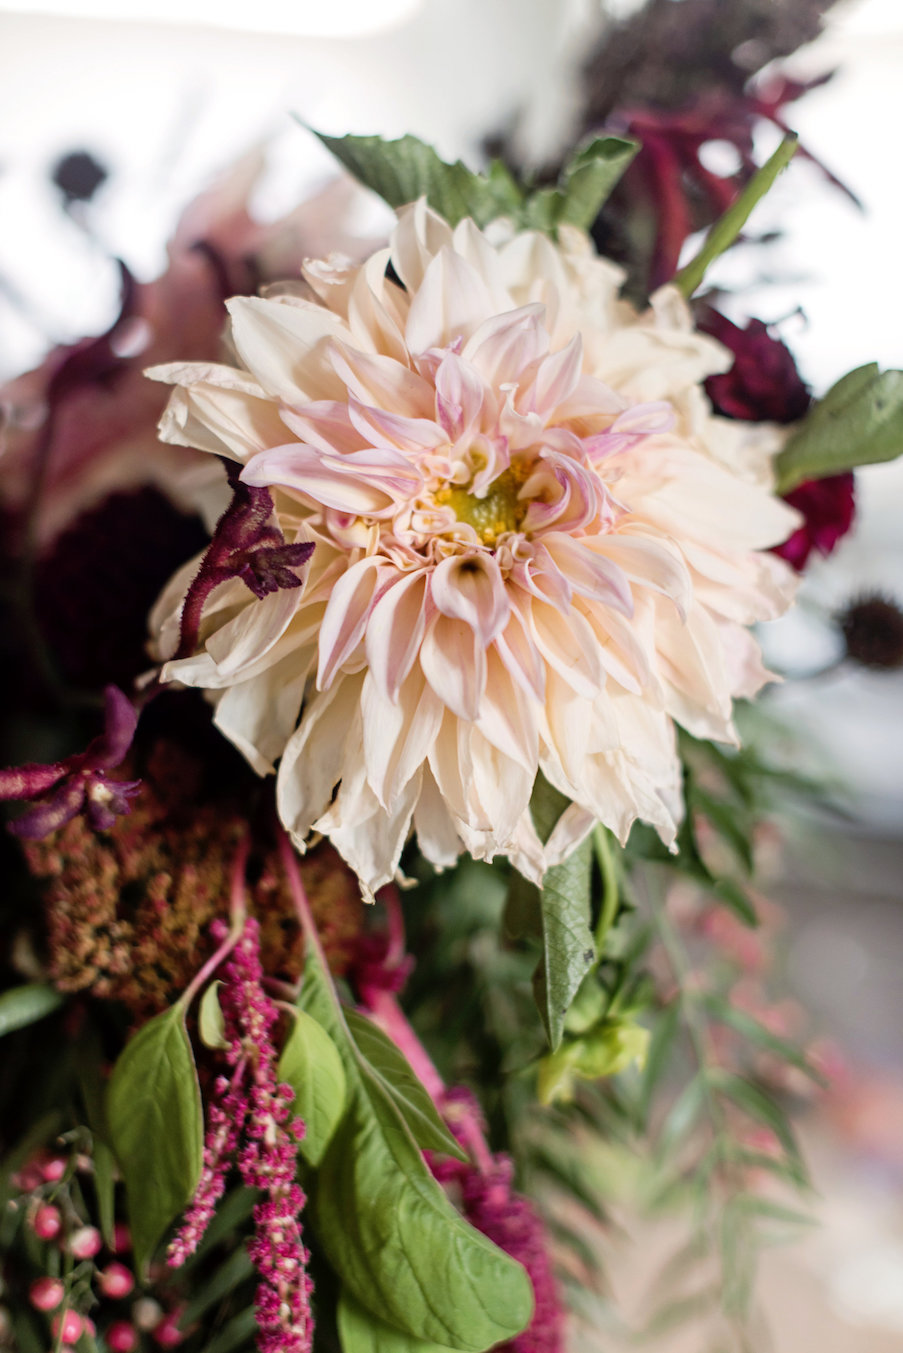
[838,592,903,670]
[149,201,798,896]
[0,154,373,554]
[698,307,855,570]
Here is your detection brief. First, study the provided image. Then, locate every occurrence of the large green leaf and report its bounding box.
[299,953,533,1351]
[337,1288,457,1353]
[277,1005,348,1167]
[533,836,596,1051]
[344,1010,465,1159]
[307,129,522,228]
[775,364,903,492]
[106,1004,203,1277]
[0,983,63,1037]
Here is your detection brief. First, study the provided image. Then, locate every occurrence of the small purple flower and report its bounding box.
[0,685,140,838]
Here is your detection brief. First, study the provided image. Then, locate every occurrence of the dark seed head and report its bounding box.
[838,592,903,670]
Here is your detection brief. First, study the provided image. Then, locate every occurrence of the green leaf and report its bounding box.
[522,137,638,232]
[689,785,754,876]
[201,1306,258,1353]
[706,1071,805,1171]
[106,1004,203,1277]
[198,982,228,1051]
[181,1244,255,1324]
[537,1016,649,1104]
[711,878,759,928]
[345,1010,465,1159]
[306,128,521,228]
[338,1287,457,1353]
[640,1002,681,1126]
[775,364,903,492]
[93,1139,117,1249]
[673,134,798,298]
[299,950,533,1351]
[0,983,63,1037]
[533,836,596,1050]
[277,1006,348,1167]
[706,1001,825,1085]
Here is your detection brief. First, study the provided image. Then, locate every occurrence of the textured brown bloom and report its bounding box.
[23,735,362,1021]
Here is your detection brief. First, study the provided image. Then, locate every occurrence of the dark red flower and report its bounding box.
[774,473,856,571]
[697,308,811,425]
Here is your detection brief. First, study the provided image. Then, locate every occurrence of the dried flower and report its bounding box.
[149,202,798,897]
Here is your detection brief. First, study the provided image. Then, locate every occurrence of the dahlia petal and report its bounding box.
[317,556,395,690]
[476,647,539,772]
[362,667,443,807]
[279,402,369,455]
[544,802,596,870]
[327,341,434,419]
[347,396,448,456]
[391,200,456,292]
[495,601,546,703]
[412,766,462,870]
[522,333,583,419]
[204,586,301,679]
[405,246,496,354]
[529,600,605,699]
[276,675,364,847]
[468,726,534,844]
[428,711,491,829]
[315,763,423,902]
[213,647,310,775]
[365,569,430,702]
[226,296,350,405]
[241,443,418,515]
[429,554,510,646]
[586,531,692,618]
[542,533,634,615]
[461,304,549,389]
[420,614,487,722]
[434,350,487,441]
[346,250,410,364]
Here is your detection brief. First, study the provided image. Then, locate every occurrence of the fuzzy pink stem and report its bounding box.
[180,834,249,1009]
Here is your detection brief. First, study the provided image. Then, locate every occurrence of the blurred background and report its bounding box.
[0,0,901,1347]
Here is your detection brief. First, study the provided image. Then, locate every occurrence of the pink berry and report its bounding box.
[107,1322,138,1353]
[51,1310,84,1344]
[153,1313,184,1348]
[97,1262,134,1300]
[68,1225,102,1259]
[31,1204,61,1241]
[40,1156,67,1184]
[28,1278,64,1312]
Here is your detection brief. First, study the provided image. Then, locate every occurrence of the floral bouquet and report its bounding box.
[1,9,902,1353]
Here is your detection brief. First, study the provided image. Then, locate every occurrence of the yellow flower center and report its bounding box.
[435,464,530,546]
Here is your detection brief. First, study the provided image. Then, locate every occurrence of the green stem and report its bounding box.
[672,134,798,299]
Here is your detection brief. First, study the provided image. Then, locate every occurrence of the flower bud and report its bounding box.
[28,1278,64,1312]
[31,1205,61,1241]
[98,1262,134,1300]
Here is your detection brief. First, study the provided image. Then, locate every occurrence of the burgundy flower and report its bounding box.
[774,473,856,571]
[698,308,811,425]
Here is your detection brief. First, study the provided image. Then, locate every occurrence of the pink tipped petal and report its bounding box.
[495,600,546,703]
[430,554,510,646]
[327,341,434,419]
[365,569,430,702]
[279,401,369,455]
[542,533,634,616]
[242,443,419,515]
[529,600,606,699]
[524,333,583,418]
[347,395,448,456]
[317,556,394,690]
[434,350,487,440]
[405,246,496,354]
[462,304,549,388]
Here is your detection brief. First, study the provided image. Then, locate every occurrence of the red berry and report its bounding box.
[97,1262,134,1300]
[68,1225,102,1259]
[31,1204,62,1241]
[40,1156,67,1184]
[153,1313,185,1348]
[112,1222,131,1254]
[28,1278,64,1312]
[51,1310,84,1344]
[107,1322,138,1353]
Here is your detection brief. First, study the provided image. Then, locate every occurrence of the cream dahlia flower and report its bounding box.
[148,201,798,896]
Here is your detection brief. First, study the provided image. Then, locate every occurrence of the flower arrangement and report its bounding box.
[2,12,902,1353]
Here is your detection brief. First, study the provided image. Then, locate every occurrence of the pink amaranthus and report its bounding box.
[168,917,313,1353]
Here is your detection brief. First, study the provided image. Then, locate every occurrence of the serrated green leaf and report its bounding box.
[557,136,638,228]
[307,128,519,228]
[0,983,63,1037]
[533,836,596,1050]
[337,1287,457,1353]
[198,981,228,1051]
[106,1004,203,1277]
[278,1006,347,1167]
[299,950,533,1350]
[775,364,903,491]
[345,1010,464,1160]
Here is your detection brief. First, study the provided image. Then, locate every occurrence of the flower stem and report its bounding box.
[179,834,250,1011]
